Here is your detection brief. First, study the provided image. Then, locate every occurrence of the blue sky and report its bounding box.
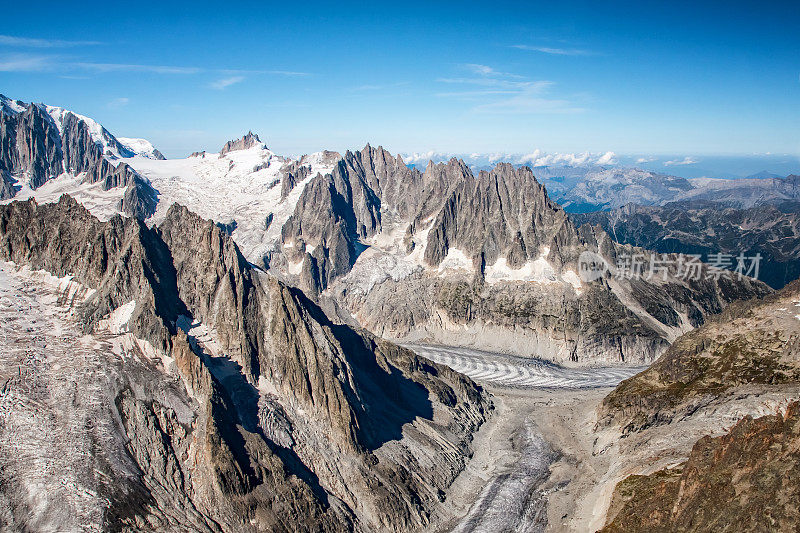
[1,0,798,167]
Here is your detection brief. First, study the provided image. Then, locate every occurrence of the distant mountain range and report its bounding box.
[575,201,800,289]
[0,93,771,366]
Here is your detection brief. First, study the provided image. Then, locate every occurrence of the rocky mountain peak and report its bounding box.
[219,131,263,155]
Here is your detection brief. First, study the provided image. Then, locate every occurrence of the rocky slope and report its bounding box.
[598,279,800,434]
[589,279,800,531]
[0,196,489,532]
[280,145,770,365]
[219,131,262,155]
[601,402,800,532]
[0,94,157,217]
[575,200,800,289]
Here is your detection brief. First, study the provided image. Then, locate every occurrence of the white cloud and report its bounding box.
[473,86,583,114]
[460,63,524,78]
[438,65,583,114]
[437,77,547,90]
[0,55,310,77]
[209,75,245,90]
[636,156,657,163]
[400,150,618,168]
[663,156,698,166]
[0,34,101,48]
[516,150,616,167]
[464,63,496,76]
[512,45,593,56]
[401,150,441,164]
[596,151,617,165]
[350,81,409,92]
[107,97,129,108]
[251,70,310,77]
[0,53,53,71]
[74,62,202,74]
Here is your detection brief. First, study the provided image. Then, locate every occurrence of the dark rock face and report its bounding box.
[219,131,262,155]
[423,163,574,268]
[599,280,800,434]
[121,175,159,220]
[0,95,156,218]
[282,145,494,290]
[0,171,18,200]
[0,196,489,532]
[279,160,311,200]
[0,103,64,189]
[575,201,800,289]
[0,195,180,353]
[601,402,800,533]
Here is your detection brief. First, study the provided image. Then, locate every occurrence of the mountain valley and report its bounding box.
[0,92,798,532]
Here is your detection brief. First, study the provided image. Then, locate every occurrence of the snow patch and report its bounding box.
[125,146,338,262]
[339,248,423,295]
[405,220,435,267]
[561,269,583,294]
[258,376,279,396]
[438,248,474,274]
[485,255,557,285]
[3,172,128,221]
[1,261,96,303]
[98,301,136,334]
[0,95,26,113]
[177,315,222,356]
[42,105,131,159]
[288,258,304,275]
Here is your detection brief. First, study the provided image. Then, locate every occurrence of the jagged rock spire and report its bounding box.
[219,131,263,155]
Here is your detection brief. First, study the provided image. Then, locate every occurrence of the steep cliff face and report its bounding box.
[0,94,157,218]
[0,195,179,353]
[422,163,575,268]
[0,197,489,532]
[601,403,800,533]
[280,144,771,365]
[0,102,63,191]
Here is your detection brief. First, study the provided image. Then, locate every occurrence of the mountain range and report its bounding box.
[1,92,799,532]
[0,94,772,367]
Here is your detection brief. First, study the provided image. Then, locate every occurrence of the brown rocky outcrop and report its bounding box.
[601,402,800,532]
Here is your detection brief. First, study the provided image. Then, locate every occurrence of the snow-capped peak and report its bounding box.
[40,104,134,159]
[117,137,166,160]
[0,94,26,114]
